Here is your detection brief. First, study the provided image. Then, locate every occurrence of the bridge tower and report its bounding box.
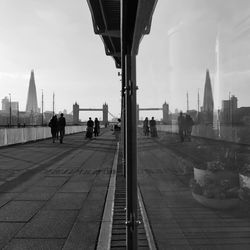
[162,101,169,124]
[103,103,108,126]
[73,102,79,124]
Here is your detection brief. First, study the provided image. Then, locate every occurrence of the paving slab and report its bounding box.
[16,210,78,238]
[0,199,10,208]
[59,181,92,193]
[87,186,108,200]
[63,221,99,250]
[0,201,44,222]
[0,192,18,200]
[13,191,55,201]
[4,239,65,250]
[35,176,69,187]
[13,186,58,201]
[78,200,104,222]
[44,192,88,210]
[0,223,24,249]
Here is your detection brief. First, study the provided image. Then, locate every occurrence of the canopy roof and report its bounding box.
[87,0,157,68]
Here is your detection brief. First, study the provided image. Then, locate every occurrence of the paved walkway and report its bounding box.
[0,130,117,249]
[1,129,250,249]
[138,133,250,250]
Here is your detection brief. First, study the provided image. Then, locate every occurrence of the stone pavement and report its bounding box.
[1,129,250,249]
[0,130,117,249]
[138,133,250,250]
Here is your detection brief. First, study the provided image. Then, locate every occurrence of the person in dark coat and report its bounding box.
[149,117,157,137]
[114,118,121,141]
[178,112,185,142]
[58,113,66,143]
[143,117,149,136]
[185,114,194,141]
[86,117,94,139]
[55,115,59,139]
[49,115,58,143]
[94,118,100,137]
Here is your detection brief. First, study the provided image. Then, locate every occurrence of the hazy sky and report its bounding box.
[1,0,250,120]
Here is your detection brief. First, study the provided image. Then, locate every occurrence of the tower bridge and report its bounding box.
[73,101,170,124]
[73,102,108,125]
[137,101,170,123]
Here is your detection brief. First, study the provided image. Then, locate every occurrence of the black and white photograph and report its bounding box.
[1,0,250,249]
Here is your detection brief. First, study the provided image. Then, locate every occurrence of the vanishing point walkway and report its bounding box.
[0,129,250,249]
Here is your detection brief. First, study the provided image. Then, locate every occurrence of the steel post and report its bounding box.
[125,53,138,250]
[122,52,126,177]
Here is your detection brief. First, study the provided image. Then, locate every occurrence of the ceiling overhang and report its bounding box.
[87,0,157,69]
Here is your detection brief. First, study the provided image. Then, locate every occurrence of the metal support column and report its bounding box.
[125,53,138,250]
[121,53,126,177]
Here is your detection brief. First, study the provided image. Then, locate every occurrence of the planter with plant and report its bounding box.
[191,156,239,209]
[239,163,250,203]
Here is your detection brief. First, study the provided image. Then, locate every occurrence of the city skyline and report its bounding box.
[0,68,246,117]
[1,1,250,120]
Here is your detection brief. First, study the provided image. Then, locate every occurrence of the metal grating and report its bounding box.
[111,152,150,249]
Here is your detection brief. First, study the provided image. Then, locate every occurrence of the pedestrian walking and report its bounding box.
[186,114,194,141]
[86,117,94,139]
[49,115,58,143]
[149,117,158,137]
[178,112,185,142]
[58,113,66,143]
[55,115,59,140]
[94,117,100,137]
[143,117,149,136]
[114,118,121,141]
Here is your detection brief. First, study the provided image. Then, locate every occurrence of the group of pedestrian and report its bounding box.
[143,117,158,137]
[178,112,194,142]
[49,113,66,143]
[86,117,100,139]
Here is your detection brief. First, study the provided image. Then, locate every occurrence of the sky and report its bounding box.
[1,0,250,120]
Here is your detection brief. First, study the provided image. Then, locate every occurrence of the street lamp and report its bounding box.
[17,102,20,126]
[41,90,44,126]
[53,92,55,116]
[9,93,11,127]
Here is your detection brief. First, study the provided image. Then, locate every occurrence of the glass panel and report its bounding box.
[137,1,250,248]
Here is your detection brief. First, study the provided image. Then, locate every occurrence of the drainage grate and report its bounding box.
[111,154,150,249]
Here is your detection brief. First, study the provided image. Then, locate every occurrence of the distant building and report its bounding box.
[73,102,80,124]
[200,69,214,124]
[1,96,19,113]
[2,97,9,111]
[162,101,170,124]
[233,106,250,126]
[221,95,238,124]
[26,70,38,113]
[231,95,238,111]
[221,100,230,123]
[11,102,19,113]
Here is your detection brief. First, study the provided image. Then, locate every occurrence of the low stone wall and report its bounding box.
[157,124,250,145]
[0,126,86,147]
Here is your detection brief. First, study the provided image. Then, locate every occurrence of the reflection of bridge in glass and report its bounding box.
[137,102,169,122]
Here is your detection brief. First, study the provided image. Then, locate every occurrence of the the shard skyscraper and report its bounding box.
[202,69,214,124]
[26,70,38,113]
